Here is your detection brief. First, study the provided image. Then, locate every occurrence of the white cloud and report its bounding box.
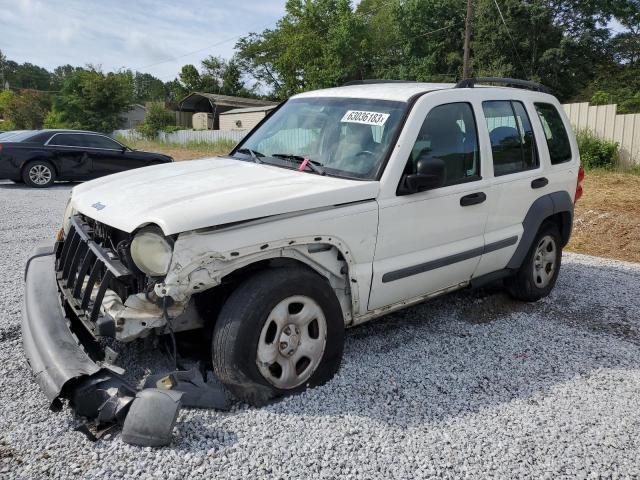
[0,0,286,81]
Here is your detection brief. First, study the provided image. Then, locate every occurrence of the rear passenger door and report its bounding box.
[473,99,548,277]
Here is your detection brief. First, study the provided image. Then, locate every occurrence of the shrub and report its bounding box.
[136,103,175,140]
[161,125,181,134]
[576,129,619,170]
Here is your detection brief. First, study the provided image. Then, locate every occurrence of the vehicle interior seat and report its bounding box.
[331,123,379,174]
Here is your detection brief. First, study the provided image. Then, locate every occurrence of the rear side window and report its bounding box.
[49,134,87,147]
[483,100,538,176]
[406,102,480,187]
[83,135,122,150]
[534,103,572,165]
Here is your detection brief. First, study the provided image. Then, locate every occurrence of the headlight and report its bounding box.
[62,198,76,235]
[130,228,173,277]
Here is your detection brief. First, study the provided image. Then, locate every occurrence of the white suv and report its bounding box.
[23,78,583,412]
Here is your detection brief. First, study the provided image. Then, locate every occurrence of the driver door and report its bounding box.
[368,99,491,310]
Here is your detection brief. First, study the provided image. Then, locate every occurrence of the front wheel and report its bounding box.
[212,267,344,405]
[22,160,56,187]
[505,221,562,302]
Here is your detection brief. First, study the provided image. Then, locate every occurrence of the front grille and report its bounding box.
[55,215,132,324]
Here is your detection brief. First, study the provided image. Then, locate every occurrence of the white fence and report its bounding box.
[113,128,247,145]
[563,102,640,165]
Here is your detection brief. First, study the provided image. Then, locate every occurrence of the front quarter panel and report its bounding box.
[160,200,379,322]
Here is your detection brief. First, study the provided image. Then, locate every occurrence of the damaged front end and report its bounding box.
[21,216,228,447]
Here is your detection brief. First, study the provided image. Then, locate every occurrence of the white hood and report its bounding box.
[71,157,379,234]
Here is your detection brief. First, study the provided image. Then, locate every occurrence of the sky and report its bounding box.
[0,0,288,82]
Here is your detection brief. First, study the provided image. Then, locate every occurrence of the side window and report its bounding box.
[83,135,122,150]
[49,134,87,147]
[483,100,538,176]
[534,103,572,165]
[406,102,480,187]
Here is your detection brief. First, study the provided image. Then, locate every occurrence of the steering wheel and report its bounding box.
[349,150,377,176]
[355,150,376,159]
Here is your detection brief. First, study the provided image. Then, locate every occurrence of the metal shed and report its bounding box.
[219,105,277,131]
[177,93,277,129]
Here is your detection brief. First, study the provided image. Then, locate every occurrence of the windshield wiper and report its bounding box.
[236,148,264,164]
[271,153,325,175]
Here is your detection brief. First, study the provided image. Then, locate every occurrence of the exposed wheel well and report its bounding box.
[192,258,328,329]
[544,211,572,247]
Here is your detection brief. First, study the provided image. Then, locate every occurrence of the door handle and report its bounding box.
[460,192,486,206]
[531,177,548,189]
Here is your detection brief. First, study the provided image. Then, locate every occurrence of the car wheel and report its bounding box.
[505,221,562,302]
[22,160,56,188]
[212,267,344,406]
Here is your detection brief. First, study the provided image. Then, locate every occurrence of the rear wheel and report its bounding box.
[212,267,344,405]
[505,222,562,301]
[22,160,55,188]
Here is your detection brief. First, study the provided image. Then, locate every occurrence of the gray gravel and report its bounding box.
[1,179,640,479]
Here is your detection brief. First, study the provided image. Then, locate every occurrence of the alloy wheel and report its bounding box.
[532,235,557,288]
[256,295,327,389]
[28,164,52,185]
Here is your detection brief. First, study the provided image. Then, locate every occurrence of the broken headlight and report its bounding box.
[130,227,173,277]
[62,197,76,235]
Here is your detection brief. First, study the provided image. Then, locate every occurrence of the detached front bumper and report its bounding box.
[22,246,104,407]
[21,244,224,446]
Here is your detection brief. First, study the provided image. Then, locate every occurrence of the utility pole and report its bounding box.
[462,0,474,79]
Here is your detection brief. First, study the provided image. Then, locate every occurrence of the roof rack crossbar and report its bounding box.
[455,77,551,94]
[342,79,418,86]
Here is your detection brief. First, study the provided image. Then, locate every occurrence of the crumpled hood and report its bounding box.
[71,157,379,234]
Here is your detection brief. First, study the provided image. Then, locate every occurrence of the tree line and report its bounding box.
[0,0,638,133]
[0,53,258,133]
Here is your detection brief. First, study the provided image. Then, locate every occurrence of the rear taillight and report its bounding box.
[575,165,585,202]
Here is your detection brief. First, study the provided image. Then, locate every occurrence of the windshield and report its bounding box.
[234,97,407,179]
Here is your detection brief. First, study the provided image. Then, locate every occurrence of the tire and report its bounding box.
[505,221,562,302]
[22,160,56,188]
[212,267,344,406]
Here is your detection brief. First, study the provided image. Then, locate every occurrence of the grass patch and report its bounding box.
[115,135,237,161]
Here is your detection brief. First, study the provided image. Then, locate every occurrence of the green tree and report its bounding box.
[132,72,167,102]
[237,0,367,98]
[136,102,175,139]
[179,64,202,92]
[5,90,50,128]
[0,89,16,118]
[50,67,133,132]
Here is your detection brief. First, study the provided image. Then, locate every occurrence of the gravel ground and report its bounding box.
[1,180,640,479]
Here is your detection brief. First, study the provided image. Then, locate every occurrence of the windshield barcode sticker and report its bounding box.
[341,110,390,126]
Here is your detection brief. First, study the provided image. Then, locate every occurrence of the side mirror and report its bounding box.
[121,146,127,153]
[400,155,445,194]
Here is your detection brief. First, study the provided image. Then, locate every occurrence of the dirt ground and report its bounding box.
[567,170,640,263]
[122,139,640,263]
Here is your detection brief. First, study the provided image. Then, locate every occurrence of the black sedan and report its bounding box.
[0,129,173,187]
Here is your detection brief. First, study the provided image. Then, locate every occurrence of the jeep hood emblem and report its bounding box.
[91,202,106,211]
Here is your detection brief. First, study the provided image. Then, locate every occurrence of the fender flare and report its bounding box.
[507,191,573,269]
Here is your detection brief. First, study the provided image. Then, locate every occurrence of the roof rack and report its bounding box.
[455,77,551,94]
[343,79,418,86]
